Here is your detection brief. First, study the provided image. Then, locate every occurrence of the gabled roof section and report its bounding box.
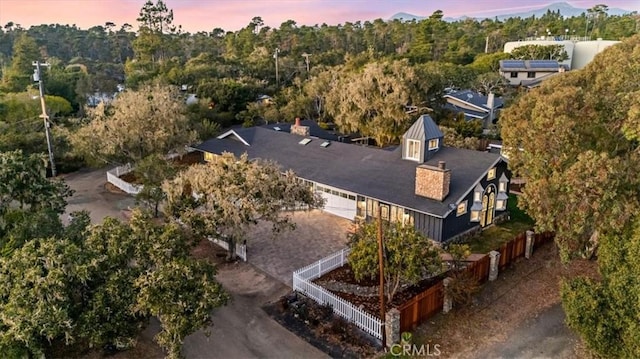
[404,114,443,141]
[217,129,250,146]
[444,90,504,111]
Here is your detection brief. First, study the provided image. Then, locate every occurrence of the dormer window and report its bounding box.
[406,139,421,161]
[498,173,508,192]
[428,138,439,150]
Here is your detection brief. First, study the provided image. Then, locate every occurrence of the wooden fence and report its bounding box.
[399,280,444,333]
[498,232,527,270]
[398,231,554,334]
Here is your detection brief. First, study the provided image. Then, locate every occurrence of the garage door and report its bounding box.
[316,185,357,220]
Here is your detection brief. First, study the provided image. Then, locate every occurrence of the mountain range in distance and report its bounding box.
[390,2,633,23]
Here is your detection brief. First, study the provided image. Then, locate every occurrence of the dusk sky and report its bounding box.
[1,0,638,33]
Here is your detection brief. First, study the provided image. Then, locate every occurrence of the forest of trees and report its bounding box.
[0,1,638,168]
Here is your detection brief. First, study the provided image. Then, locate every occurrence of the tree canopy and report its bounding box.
[501,34,640,358]
[71,83,197,165]
[348,221,442,302]
[164,152,324,257]
[500,35,640,260]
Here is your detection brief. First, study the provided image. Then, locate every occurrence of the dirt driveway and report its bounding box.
[60,168,135,224]
[245,210,352,286]
[62,168,331,359]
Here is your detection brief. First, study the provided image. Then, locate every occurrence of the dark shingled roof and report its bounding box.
[261,120,341,141]
[195,127,503,217]
[444,90,504,111]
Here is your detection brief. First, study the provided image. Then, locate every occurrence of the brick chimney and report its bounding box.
[290,117,310,137]
[415,161,451,201]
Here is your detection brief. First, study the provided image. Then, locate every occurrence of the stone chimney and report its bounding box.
[290,117,310,137]
[415,161,451,201]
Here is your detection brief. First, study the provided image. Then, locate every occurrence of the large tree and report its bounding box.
[325,59,423,147]
[501,35,640,357]
[348,221,442,302]
[0,210,228,358]
[500,35,640,260]
[71,83,197,165]
[163,152,324,258]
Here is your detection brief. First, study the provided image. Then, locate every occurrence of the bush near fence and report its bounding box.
[398,231,554,333]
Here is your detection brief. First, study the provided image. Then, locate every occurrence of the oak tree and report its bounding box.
[163,152,324,258]
[71,83,197,165]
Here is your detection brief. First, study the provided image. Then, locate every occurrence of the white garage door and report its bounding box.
[316,185,357,220]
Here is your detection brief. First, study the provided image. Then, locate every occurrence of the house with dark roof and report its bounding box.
[195,115,510,243]
[443,90,504,127]
[499,59,567,87]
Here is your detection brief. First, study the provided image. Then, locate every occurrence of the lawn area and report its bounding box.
[467,194,535,254]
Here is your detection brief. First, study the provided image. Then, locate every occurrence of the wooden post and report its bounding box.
[377,204,386,347]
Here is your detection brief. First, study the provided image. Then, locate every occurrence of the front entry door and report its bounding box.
[480,186,496,228]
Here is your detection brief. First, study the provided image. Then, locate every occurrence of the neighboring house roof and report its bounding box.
[499,59,561,72]
[404,114,444,140]
[195,126,504,218]
[519,72,562,88]
[444,90,504,111]
[263,120,342,142]
[442,103,488,121]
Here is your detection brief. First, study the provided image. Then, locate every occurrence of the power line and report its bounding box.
[32,60,57,177]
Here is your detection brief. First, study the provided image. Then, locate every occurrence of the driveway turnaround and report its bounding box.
[181,263,330,359]
[245,210,352,286]
[60,168,135,224]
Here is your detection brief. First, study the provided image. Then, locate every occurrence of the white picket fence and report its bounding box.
[208,237,247,262]
[105,147,197,195]
[292,248,383,340]
[106,164,143,195]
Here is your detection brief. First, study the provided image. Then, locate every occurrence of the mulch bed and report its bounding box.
[314,264,447,316]
[117,152,204,184]
[263,293,380,359]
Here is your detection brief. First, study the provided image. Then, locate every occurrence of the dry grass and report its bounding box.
[413,243,599,359]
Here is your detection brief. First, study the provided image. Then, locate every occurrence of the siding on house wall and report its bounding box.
[442,160,510,241]
[411,211,444,241]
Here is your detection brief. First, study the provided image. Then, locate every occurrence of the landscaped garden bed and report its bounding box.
[312,263,447,316]
[263,293,380,358]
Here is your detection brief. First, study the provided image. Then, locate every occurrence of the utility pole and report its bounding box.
[301,52,311,73]
[484,36,489,53]
[377,204,386,348]
[273,48,280,87]
[33,60,57,177]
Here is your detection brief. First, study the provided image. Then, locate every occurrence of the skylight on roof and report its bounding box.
[299,138,312,145]
[274,126,281,131]
[321,141,331,148]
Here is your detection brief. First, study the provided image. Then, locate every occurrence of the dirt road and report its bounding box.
[62,168,328,359]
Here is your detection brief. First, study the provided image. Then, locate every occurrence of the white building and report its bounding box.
[503,38,620,70]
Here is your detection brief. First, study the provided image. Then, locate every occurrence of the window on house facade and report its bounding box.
[406,139,420,161]
[428,138,439,150]
[527,71,536,78]
[204,152,215,162]
[499,182,507,192]
[470,210,480,222]
[510,72,518,78]
[487,167,496,180]
[457,201,467,216]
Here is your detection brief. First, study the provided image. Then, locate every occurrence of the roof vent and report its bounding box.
[299,138,312,145]
[273,126,281,131]
[321,141,331,148]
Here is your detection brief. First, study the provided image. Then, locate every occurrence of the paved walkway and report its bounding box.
[245,210,352,286]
